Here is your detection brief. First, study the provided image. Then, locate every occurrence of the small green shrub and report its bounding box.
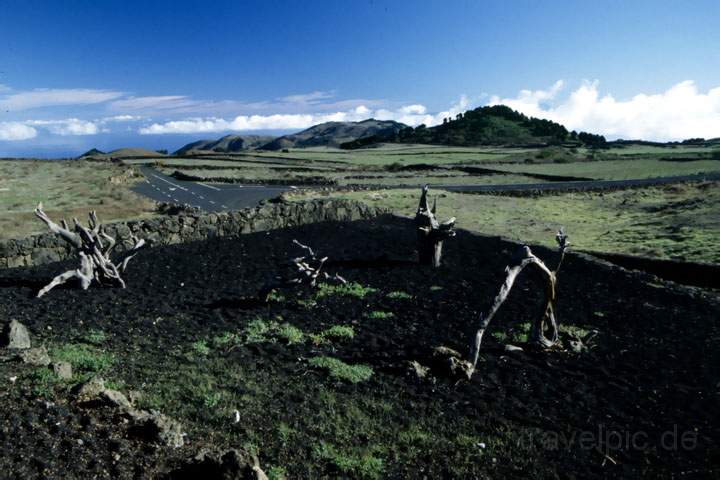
[276,323,305,344]
[365,311,394,320]
[321,325,355,341]
[82,329,107,345]
[212,331,240,348]
[50,344,113,375]
[559,324,590,339]
[386,291,412,300]
[316,282,376,299]
[309,357,373,384]
[312,442,384,479]
[491,331,508,343]
[192,340,211,356]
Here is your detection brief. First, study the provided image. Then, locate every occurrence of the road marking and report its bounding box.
[209,200,216,205]
[221,205,228,209]
[151,173,188,191]
[199,195,205,200]
[197,182,221,191]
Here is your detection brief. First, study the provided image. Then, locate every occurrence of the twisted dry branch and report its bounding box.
[464,229,570,378]
[34,203,146,298]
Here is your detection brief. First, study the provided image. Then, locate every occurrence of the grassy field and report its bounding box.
[288,181,720,264]
[0,160,156,239]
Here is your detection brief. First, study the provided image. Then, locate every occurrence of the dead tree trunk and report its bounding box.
[34,203,146,298]
[414,185,456,267]
[465,229,570,377]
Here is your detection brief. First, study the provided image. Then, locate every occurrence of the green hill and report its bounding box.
[261,119,407,150]
[341,105,606,149]
[175,135,276,155]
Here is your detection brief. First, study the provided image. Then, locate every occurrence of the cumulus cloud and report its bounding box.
[138,96,474,135]
[0,122,37,141]
[488,80,720,141]
[0,88,123,111]
[25,118,100,136]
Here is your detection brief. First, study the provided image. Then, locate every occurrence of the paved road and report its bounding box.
[132,166,290,212]
[133,166,720,212]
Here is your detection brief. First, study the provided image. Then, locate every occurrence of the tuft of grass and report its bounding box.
[50,343,113,377]
[267,466,288,480]
[192,340,211,356]
[316,282,376,299]
[82,329,107,346]
[243,318,306,345]
[512,322,532,343]
[320,325,355,341]
[212,331,241,348]
[245,318,273,343]
[386,290,412,300]
[308,357,373,384]
[365,310,394,320]
[312,441,385,479]
[559,324,591,339]
[491,331,508,343]
[276,323,305,345]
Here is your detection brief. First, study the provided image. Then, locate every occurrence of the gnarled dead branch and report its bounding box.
[34,203,146,298]
[258,240,346,301]
[463,229,570,378]
[415,185,456,267]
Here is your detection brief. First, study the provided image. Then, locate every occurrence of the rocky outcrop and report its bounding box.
[0,199,388,269]
[1,320,31,349]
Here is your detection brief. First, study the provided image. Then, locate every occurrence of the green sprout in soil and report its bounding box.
[310,325,356,345]
[491,331,508,343]
[315,282,377,299]
[81,329,107,346]
[312,441,385,479]
[50,343,113,377]
[386,291,412,300]
[308,356,373,384]
[365,311,394,320]
[192,340,211,356]
[559,324,591,339]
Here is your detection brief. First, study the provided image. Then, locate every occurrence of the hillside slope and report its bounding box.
[175,135,276,155]
[261,119,407,150]
[342,105,606,148]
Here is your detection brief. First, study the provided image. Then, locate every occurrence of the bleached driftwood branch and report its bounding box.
[464,229,570,378]
[414,185,456,267]
[34,203,146,298]
[258,240,346,301]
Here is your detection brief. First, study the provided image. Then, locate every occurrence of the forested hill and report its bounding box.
[341,105,606,149]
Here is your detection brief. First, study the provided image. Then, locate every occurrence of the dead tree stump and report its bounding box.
[414,185,456,267]
[34,204,147,298]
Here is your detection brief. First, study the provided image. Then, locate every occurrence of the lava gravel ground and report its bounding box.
[0,215,719,479]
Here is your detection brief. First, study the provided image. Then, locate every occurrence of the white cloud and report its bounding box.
[488,80,720,141]
[0,88,123,111]
[138,96,474,135]
[101,114,142,122]
[279,91,335,104]
[0,122,37,141]
[26,118,100,136]
[110,95,200,111]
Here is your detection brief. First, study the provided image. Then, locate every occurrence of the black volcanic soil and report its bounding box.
[0,216,719,479]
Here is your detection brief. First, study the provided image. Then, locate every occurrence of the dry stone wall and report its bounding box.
[0,199,387,269]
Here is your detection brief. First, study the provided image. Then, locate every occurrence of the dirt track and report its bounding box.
[0,216,718,478]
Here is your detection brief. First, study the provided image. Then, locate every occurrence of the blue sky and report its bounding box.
[1,0,719,156]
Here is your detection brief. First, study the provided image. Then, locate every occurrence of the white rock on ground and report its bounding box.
[1,320,31,349]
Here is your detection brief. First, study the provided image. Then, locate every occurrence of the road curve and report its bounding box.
[132,166,290,212]
[133,166,720,212]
